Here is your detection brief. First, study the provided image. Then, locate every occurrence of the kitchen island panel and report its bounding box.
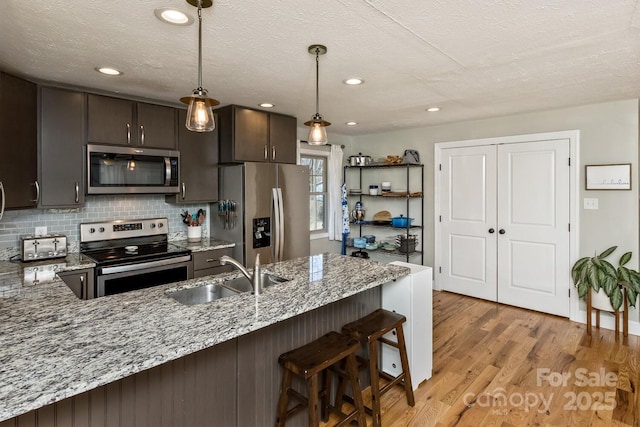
[5,339,237,427]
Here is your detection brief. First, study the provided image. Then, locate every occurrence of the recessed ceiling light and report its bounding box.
[259,103,275,108]
[95,67,122,76]
[344,78,364,85]
[346,121,358,126]
[154,7,194,25]
[426,107,441,112]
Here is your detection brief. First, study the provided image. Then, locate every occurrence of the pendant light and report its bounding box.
[180,0,220,132]
[304,44,330,145]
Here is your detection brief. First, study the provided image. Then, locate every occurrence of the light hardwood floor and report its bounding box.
[323,291,640,426]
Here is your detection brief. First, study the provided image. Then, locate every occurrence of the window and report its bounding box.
[300,155,327,233]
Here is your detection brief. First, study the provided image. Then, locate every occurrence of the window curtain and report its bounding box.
[327,144,344,240]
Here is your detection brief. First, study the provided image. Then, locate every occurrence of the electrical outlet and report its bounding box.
[35,226,47,237]
[584,198,599,210]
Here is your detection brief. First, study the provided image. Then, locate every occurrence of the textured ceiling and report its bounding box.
[1,0,639,136]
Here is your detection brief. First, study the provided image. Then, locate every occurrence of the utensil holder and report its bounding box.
[187,226,202,242]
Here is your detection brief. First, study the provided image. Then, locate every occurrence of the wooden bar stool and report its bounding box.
[275,331,367,427]
[339,308,415,427]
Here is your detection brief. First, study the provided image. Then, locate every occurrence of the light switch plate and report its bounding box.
[35,226,47,236]
[584,198,599,210]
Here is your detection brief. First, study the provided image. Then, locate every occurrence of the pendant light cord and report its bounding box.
[314,47,320,115]
[197,0,203,90]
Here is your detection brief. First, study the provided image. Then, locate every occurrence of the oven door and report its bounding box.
[96,255,192,297]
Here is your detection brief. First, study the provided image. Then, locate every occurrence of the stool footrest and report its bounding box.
[379,337,399,348]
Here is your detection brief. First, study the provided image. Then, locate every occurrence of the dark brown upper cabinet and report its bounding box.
[217,105,297,164]
[87,94,176,149]
[166,110,219,204]
[0,72,38,210]
[39,87,85,208]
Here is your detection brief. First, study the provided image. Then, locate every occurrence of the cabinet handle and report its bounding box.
[0,181,4,220]
[75,182,79,203]
[139,125,145,145]
[271,146,276,160]
[181,183,186,200]
[80,275,84,284]
[264,145,268,160]
[206,258,217,263]
[32,180,40,204]
[126,123,131,144]
[499,229,506,235]
[488,228,495,234]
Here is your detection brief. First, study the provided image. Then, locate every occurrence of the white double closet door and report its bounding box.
[439,138,570,317]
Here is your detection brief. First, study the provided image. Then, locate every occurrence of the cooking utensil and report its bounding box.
[347,153,372,166]
[391,215,414,228]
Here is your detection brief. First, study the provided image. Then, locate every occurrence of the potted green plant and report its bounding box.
[571,246,640,311]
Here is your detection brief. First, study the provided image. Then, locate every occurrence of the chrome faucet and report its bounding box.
[219,254,262,295]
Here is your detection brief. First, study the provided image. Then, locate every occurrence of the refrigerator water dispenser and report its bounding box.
[253,217,271,248]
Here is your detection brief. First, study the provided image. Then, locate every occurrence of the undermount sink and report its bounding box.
[167,273,289,306]
[221,272,289,293]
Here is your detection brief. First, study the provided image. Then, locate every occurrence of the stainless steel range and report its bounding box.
[80,218,192,298]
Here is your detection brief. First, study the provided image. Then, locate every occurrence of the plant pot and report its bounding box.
[590,288,624,312]
[187,226,202,242]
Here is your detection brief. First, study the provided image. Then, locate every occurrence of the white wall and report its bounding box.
[349,99,640,271]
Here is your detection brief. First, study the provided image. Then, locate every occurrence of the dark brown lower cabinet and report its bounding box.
[0,288,380,427]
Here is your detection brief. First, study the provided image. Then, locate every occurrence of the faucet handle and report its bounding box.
[255,253,260,267]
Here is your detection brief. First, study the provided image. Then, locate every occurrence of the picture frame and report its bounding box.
[585,163,632,190]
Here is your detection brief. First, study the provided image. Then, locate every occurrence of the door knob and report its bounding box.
[499,229,506,234]
[488,228,495,234]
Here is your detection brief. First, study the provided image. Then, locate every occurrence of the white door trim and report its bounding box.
[434,130,580,320]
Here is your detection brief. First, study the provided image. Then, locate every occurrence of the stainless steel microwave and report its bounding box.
[87,144,180,194]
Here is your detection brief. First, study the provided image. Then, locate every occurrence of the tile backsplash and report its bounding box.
[0,195,210,259]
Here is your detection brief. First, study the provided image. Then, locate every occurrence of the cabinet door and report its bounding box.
[269,113,297,164]
[0,72,38,209]
[137,102,176,149]
[233,106,268,162]
[58,268,94,299]
[166,110,218,204]
[87,94,134,146]
[39,87,85,207]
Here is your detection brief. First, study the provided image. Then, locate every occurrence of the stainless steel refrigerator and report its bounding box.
[212,162,310,267]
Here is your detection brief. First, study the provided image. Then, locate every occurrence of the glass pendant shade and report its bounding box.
[184,90,216,132]
[304,111,331,145]
[308,122,327,145]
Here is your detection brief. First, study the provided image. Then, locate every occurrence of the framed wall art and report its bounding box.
[585,163,631,190]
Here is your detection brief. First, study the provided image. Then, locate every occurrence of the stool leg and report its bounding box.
[275,368,292,427]
[368,340,382,427]
[345,353,367,427]
[334,359,348,412]
[321,368,331,422]
[395,325,415,406]
[307,374,320,426]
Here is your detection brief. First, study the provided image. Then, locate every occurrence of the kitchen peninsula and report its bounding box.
[0,253,409,426]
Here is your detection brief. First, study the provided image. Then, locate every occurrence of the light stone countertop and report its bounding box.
[0,253,409,421]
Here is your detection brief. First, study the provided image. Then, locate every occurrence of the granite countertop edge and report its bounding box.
[0,253,410,421]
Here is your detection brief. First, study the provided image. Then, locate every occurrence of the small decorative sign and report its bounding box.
[585,163,631,190]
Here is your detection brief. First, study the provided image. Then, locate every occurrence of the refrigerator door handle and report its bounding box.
[277,188,285,261]
[272,187,281,261]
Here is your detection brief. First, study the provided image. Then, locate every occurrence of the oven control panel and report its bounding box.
[80,218,168,243]
[113,223,143,232]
